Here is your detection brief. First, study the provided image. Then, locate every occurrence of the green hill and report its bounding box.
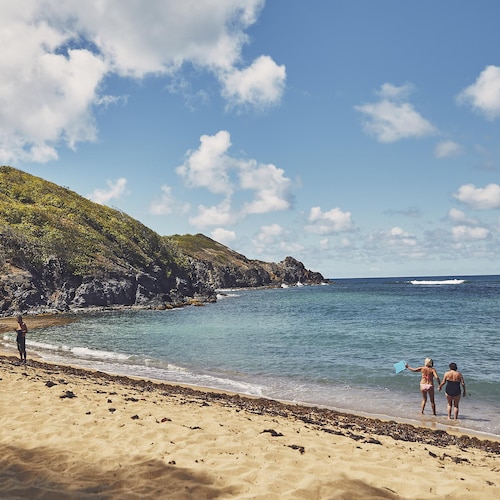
[0,166,180,277]
[0,166,324,315]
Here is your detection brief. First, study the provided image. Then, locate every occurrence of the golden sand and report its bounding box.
[0,349,499,499]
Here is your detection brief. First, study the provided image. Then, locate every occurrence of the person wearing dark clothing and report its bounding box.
[15,315,28,364]
[438,362,466,420]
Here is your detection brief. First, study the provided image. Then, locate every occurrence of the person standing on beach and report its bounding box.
[438,362,466,420]
[406,358,440,415]
[15,315,28,364]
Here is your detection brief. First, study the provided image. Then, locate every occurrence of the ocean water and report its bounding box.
[3,275,500,438]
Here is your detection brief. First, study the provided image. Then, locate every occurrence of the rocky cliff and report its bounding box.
[0,167,325,315]
[168,234,325,289]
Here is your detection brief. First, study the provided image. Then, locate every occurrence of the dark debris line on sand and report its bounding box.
[1,355,499,455]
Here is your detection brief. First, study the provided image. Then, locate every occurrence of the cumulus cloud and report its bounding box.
[355,83,437,143]
[0,18,107,163]
[176,130,234,195]
[378,82,415,100]
[385,226,418,246]
[150,184,189,215]
[177,130,293,226]
[220,55,286,110]
[88,177,128,204]
[189,200,236,227]
[434,140,463,158]
[448,208,479,226]
[252,223,286,253]
[453,183,500,210]
[239,162,292,214]
[367,227,423,258]
[0,0,283,163]
[452,225,489,242]
[457,65,500,120]
[305,207,355,235]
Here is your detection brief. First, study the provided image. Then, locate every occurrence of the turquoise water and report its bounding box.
[4,275,500,437]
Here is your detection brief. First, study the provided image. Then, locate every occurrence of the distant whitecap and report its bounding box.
[410,279,465,285]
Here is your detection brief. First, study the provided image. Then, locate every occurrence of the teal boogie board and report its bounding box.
[393,360,406,374]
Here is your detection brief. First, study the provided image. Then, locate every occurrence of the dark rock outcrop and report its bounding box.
[188,254,324,290]
[0,249,325,315]
[169,234,325,290]
[0,261,216,315]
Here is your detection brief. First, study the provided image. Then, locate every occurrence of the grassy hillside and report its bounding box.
[0,166,181,277]
[166,233,253,266]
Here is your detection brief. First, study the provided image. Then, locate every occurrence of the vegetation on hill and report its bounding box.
[166,233,253,266]
[0,166,183,277]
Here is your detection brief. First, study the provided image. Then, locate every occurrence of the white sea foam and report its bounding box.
[70,347,130,361]
[410,279,465,285]
[216,292,240,299]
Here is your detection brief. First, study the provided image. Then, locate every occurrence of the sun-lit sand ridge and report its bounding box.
[0,315,499,499]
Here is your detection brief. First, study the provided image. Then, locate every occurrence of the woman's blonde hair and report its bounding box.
[424,357,433,367]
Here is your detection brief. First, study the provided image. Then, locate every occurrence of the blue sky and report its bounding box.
[3,1,500,278]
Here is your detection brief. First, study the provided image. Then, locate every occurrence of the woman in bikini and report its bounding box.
[406,358,441,415]
[438,362,466,420]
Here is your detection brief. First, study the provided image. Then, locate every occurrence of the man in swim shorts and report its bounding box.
[438,362,466,420]
[406,358,441,415]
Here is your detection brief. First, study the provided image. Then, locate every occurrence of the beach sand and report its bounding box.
[0,315,499,499]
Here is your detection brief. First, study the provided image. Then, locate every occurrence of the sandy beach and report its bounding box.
[1,314,499,499]
[0,344,499,500]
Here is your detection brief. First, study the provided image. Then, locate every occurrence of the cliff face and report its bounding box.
[0,167,325,315]
[172,234,325,289]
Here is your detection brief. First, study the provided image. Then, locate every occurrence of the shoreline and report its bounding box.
[2,352,499,453]
[1,353,499,498]
[1,310,499,443]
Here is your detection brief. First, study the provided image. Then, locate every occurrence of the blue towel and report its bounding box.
[394,360,406,374]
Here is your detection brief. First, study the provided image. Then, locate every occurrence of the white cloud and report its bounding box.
[177,130,293,226]
[457,65,500,120]
[0,22,107,162]
[189,200,236,227]
[367,227,423,259]
[211,228,236,246]
[252,223,286,252]
[434,140,462,158]
[305,207,355,235]
[453,183,500,210]
[355,83,437,143]
[52,0,265,77]
[221,55,286,109]
[452,225,489,242]
[176,130,234,195]
[377,82,414,100]
[448,208,479,226]
[385,226,418,246]
[0,0,281,163]
[150,184,189,215]
[240,162,292,214]
[88,177,128,205]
